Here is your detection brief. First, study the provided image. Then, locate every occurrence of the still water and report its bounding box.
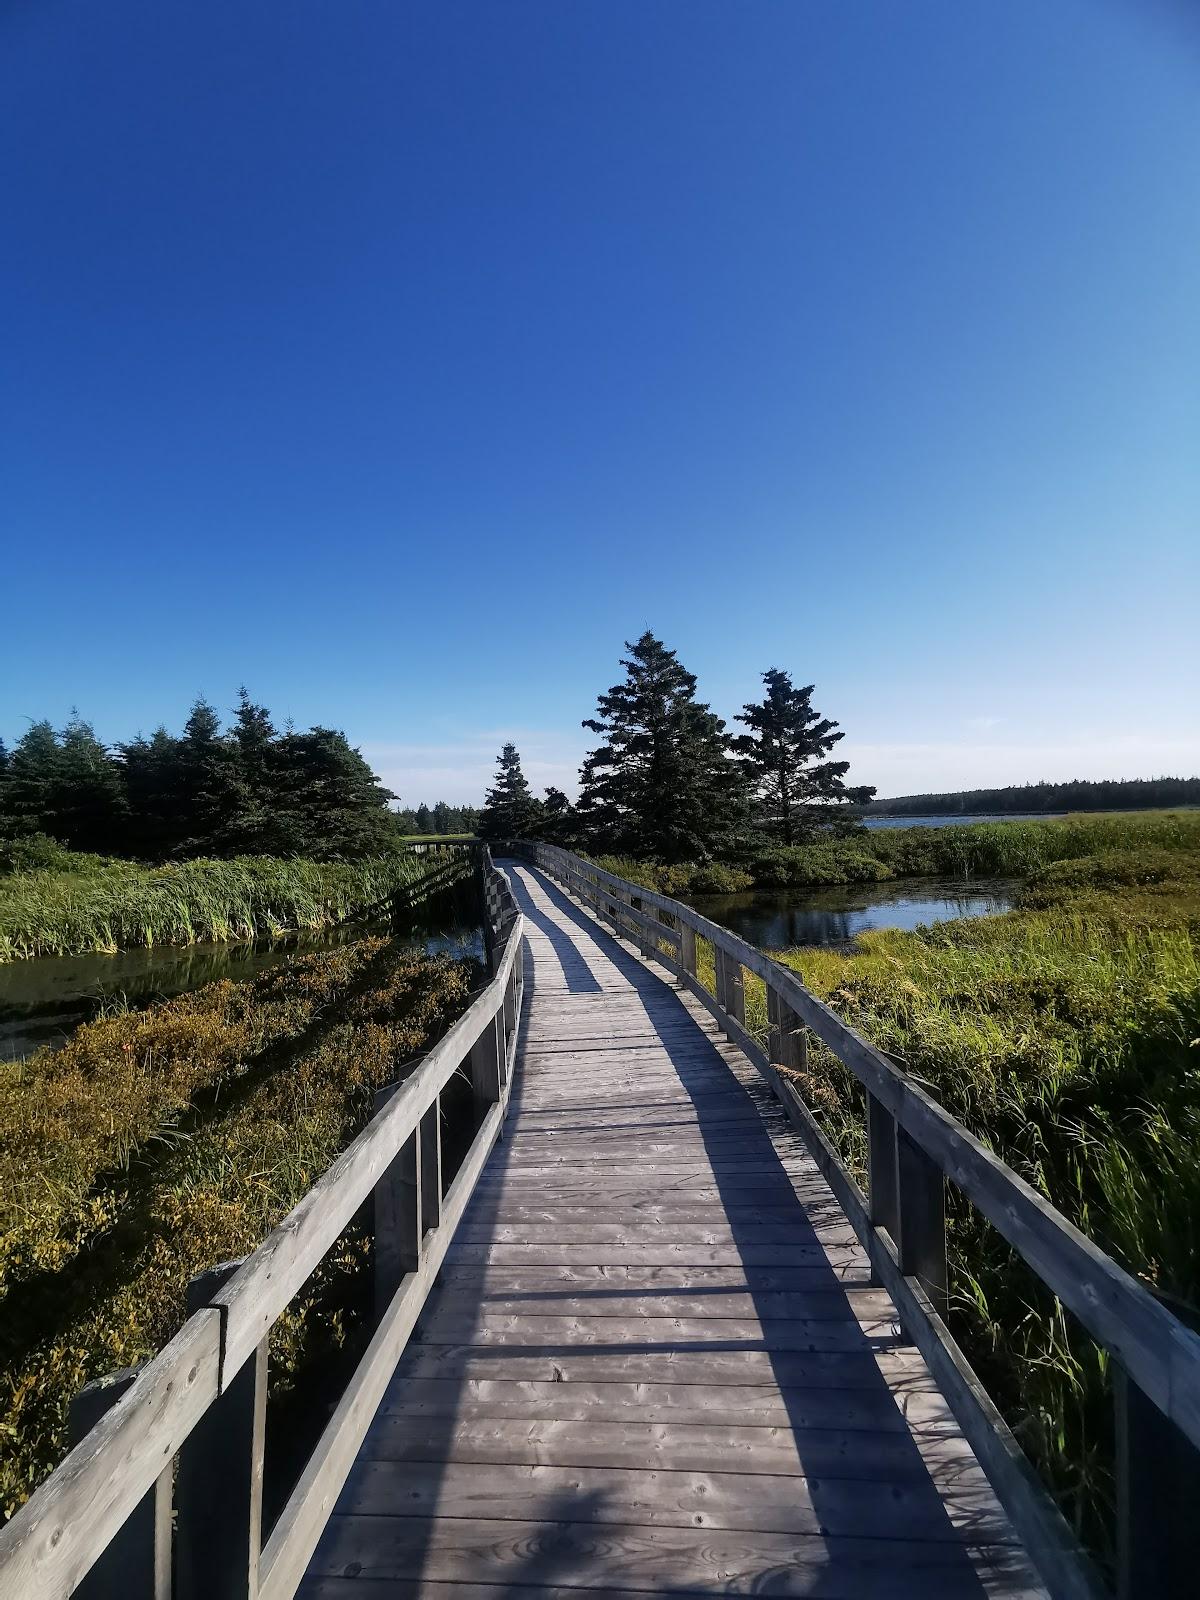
[0,880,484,1063]
[687,876,1016,951]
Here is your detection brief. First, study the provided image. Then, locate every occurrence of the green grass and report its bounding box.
[0,851,463,961]
[0,937,475,1514]
[596,810,1200,893]
[767,853,1200,1561]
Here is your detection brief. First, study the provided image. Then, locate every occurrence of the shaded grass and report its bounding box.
[0,852,460,961]
[0,938,475,1514]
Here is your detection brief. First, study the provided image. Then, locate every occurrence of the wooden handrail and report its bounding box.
[518,842,1200,1600]
[0,851,523,1600]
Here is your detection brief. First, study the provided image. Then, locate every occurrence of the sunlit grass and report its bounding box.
[0,852,461,961]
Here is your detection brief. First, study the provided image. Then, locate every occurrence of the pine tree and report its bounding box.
[414,803,434,836]
[576,633,746,863]
[55,713,124,853]
[478,744,543,842]
[732,668,875,844]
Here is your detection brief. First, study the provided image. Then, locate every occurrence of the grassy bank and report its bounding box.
[595,809,1200,895]
[0,851,459,961]
[0,937,475,1514]
[758,850,1200,1559]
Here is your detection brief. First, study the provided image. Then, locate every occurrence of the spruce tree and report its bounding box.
[224,688,280,854]
[576,633,746,862]
[539,786,576,847]
[478,744,543,842]
[271,727,395,858]
[732,668,875,844]
[175,697,235,854]
[4,721,63,837]
[119,727,184,859]
[55,714,124,853]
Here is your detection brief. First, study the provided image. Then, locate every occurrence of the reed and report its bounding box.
[0,851,460,961]
[773,854,1200,1561]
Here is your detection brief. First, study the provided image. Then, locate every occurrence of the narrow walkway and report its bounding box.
[303,863,1046,1598]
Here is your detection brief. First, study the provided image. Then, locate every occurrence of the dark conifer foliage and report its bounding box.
[733,668,875,844]
[0,694,397,862]
[540,786,577,847]
[478,744,544,842]
[576,632,745,862]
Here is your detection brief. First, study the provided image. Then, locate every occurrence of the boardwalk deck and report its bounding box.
[302,863,1046,1599]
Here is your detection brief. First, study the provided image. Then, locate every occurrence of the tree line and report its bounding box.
[394,802,482,837]
[0,691,397,861]
[478,632,873,860]
[868,777,1200,817]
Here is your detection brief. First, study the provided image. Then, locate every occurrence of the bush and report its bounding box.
[747,845,894,888]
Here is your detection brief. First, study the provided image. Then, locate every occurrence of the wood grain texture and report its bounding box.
[300,861,1045,1600]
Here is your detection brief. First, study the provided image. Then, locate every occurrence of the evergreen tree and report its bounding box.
[271,727,395,858]
[119,727,184,858]
[478,744,543,842]
[175,697,235,854]
[432,800,454,835]
[539,786,576,847]
[414,803,434,836]
[223,688,280,854]
[732,668,875,844]
[576,633,746,862]
[54,713,124,853]
[3,721,63,837]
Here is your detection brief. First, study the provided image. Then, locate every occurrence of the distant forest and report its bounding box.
[394,802,481,837]
[867,777,1200,817]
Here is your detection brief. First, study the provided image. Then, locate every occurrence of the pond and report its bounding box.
[686,876,1017,951]
[0,878,484,1063]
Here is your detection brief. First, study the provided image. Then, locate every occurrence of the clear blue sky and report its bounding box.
[3,1,1197,803]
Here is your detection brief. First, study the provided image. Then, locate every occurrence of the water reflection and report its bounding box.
[0,878,484,1062]
[686,876,1016,951]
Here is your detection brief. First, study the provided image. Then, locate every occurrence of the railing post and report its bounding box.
[69,1369,171,1600]
[895,1125,948,1318]
[176,1259,267,1600]
[373,1079,421,1316]
[420,1095,442,1233]
[866,1091,900,1253]
[717,948,745,1032]
[470,1009,503,1119]
[679,921,697,984]
[1115,1364,1200,1598]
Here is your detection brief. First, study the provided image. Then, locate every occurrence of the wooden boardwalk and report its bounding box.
[302,862,1046,1598]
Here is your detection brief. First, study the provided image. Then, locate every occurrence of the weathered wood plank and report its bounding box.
[305,1516,1044,1598]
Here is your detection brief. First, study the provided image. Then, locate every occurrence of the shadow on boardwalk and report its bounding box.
[300,863,1033,1597]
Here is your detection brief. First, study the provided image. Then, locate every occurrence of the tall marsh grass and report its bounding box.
[773,859,1200,1561]
[0,852,457,961]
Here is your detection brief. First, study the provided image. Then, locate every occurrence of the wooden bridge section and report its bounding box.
[303,862,1045,1597]
[4,845,1200,1600]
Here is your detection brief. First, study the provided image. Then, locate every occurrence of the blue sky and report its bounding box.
[3,1,1197,804]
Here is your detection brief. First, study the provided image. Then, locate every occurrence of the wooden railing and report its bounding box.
[0,850,523,1600]
[516,843,1200,1600]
